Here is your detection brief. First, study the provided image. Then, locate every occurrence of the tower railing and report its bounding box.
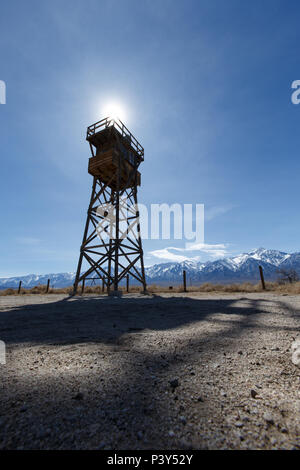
[87,117,144,160]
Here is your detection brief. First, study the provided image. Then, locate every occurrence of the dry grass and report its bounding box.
[0,285,73,296]
[1,280,300,296]
[147,281,300,294]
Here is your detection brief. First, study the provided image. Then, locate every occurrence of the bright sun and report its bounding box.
[102,102,126,122]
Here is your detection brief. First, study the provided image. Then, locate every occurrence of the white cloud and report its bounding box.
[182,243,228,258]
[149,248,189,263]
[149,243,229,263]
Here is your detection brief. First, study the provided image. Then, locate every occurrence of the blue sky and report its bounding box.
[1,0,300,276]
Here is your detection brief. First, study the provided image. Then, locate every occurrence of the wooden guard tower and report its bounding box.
[73,117,147,294]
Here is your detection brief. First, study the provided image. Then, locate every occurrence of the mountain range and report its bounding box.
[0,248,299,289]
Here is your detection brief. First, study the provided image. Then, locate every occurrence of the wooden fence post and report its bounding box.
[81,279,85,294]
[18,281,22,294]
[46,279,50,293]
[183,270,187,292]
[259,265,266,290]
[102,277,105,293]
[126,274,129,293]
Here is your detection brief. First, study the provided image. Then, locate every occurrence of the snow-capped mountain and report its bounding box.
[0,248,299,288]
[145,248,296,284]
[0,272,75,289]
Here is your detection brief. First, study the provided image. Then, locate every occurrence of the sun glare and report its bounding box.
[102,102,127,122]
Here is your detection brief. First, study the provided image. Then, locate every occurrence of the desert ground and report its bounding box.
[0,292,299,450]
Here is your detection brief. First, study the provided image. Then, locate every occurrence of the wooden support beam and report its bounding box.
[126,274,129,293]
[81,279,85,294]
[46,279,50,293]
[18,281,22,294]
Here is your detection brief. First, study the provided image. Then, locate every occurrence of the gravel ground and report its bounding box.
[0,292,299,450]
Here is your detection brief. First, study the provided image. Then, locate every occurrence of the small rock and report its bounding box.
[73,392,84,400]
[235,421,244,428]
[263,412,275,425]
[291,338,300,352]
[250,389,258,399]
[292,348,300,367]
[168,430,175,437]
[179,416,187,425]
[169,379,179,389]
[197,396,204,402]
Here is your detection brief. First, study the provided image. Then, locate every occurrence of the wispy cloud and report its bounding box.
[205,205,235,221]
[149,243,229,263]
[180,242,228,258]
[148,248,189,263]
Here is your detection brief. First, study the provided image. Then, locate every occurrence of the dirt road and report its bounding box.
[0,292,299,449]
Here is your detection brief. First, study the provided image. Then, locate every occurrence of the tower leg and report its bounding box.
[73,177,97,295]
[113,155,121,292]
[135,195,147,293]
